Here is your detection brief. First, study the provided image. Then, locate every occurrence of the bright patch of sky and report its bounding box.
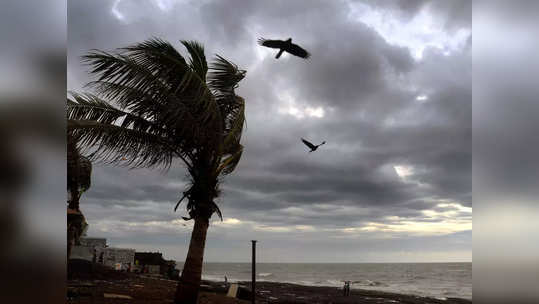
[337,216,470,237]
[111,0,187,22]
[111,0,125,21]
[154,0,176,11]
[348,2,470,60]
[277,91,326,119]
[394,165,414,178]
[213,218,242,226]
[437,202,473,213]
[416,94,428,101]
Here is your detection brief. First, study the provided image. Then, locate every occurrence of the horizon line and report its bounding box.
[177,261,472,264]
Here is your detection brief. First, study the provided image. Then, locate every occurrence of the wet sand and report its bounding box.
[247,281,471,304]
[67,260,472,303]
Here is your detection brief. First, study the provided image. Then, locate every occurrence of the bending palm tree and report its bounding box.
[67,38,246,304]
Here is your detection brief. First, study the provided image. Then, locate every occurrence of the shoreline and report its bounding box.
[202,277,470,301]
[68,275,471,303]
[208,280,472,304]
[198,262,471,301]
[68,260,471,303]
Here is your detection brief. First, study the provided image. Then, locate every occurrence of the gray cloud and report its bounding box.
[70,0,471,262]
[355,0,471,31]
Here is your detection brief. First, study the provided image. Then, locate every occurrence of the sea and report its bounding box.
[182,262,472,300]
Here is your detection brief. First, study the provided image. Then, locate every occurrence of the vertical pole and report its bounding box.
[251,240,257,304]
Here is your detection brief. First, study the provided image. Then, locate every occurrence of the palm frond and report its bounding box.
[87,80,166,117]
[216,144,243,176]
[85,40,217,127]
[208,55,246,97]
[119,39,216,124]
[83,39,223,150]
[68,92,167,135]
[68,119,178,169]
[222,96,245,153]
[68,90,205,149]
[117,38,203,99]
[174,190,190,212]
[181,40,208,82]
[211,201,223,221]
[83,50,174,100]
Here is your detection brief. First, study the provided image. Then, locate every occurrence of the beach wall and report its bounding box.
[70,245,95,261]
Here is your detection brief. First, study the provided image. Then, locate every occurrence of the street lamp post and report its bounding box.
[251,240,257,304]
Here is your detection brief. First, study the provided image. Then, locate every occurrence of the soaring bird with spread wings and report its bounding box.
[258,37,310,59]
[301,138,325,153]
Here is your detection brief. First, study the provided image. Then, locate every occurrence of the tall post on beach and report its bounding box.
[251,240,257,304]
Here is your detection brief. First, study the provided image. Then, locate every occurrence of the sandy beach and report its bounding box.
[68,260,471,304]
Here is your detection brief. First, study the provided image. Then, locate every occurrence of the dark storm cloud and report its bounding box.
[69,0,471,261]
[198,0,257,45]
[68,0,212,90]
[227,159,416,205]
[249,23,417,113]
[84,166,187,204]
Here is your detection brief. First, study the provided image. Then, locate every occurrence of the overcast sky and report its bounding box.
[67,0,471,263]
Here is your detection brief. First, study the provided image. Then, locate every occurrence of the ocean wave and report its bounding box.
[201,274,226,282]
[202,274,245,283]
[365,280,384,287]
[324,279,343,286]
[202,274,386,289]
[294,278,386,288]
[351,279,384,286]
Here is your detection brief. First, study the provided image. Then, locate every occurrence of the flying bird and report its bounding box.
[258,37,310,59]
[301,138,325,152]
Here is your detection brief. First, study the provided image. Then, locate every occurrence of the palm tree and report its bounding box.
[67,133,92,259]
[67,38,246,303]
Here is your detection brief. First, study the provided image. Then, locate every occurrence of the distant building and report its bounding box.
[80,237,106,248]
[102,247,135,271]
[134,252,179,279]
[70,237,106,261]
[71,237,135,271]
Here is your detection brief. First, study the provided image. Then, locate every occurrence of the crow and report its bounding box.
[258,37,310,59]
[301,138,325,152]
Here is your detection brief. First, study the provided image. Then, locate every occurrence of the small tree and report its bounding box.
[67,133,92,258]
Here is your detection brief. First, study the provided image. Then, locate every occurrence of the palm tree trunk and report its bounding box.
[67,191,80,260]
[174,216,209,304]
[67,223,76,259]
[68,190,79,210]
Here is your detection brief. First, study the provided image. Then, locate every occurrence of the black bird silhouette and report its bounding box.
[301,138,325,152]
[258,37,310,59]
